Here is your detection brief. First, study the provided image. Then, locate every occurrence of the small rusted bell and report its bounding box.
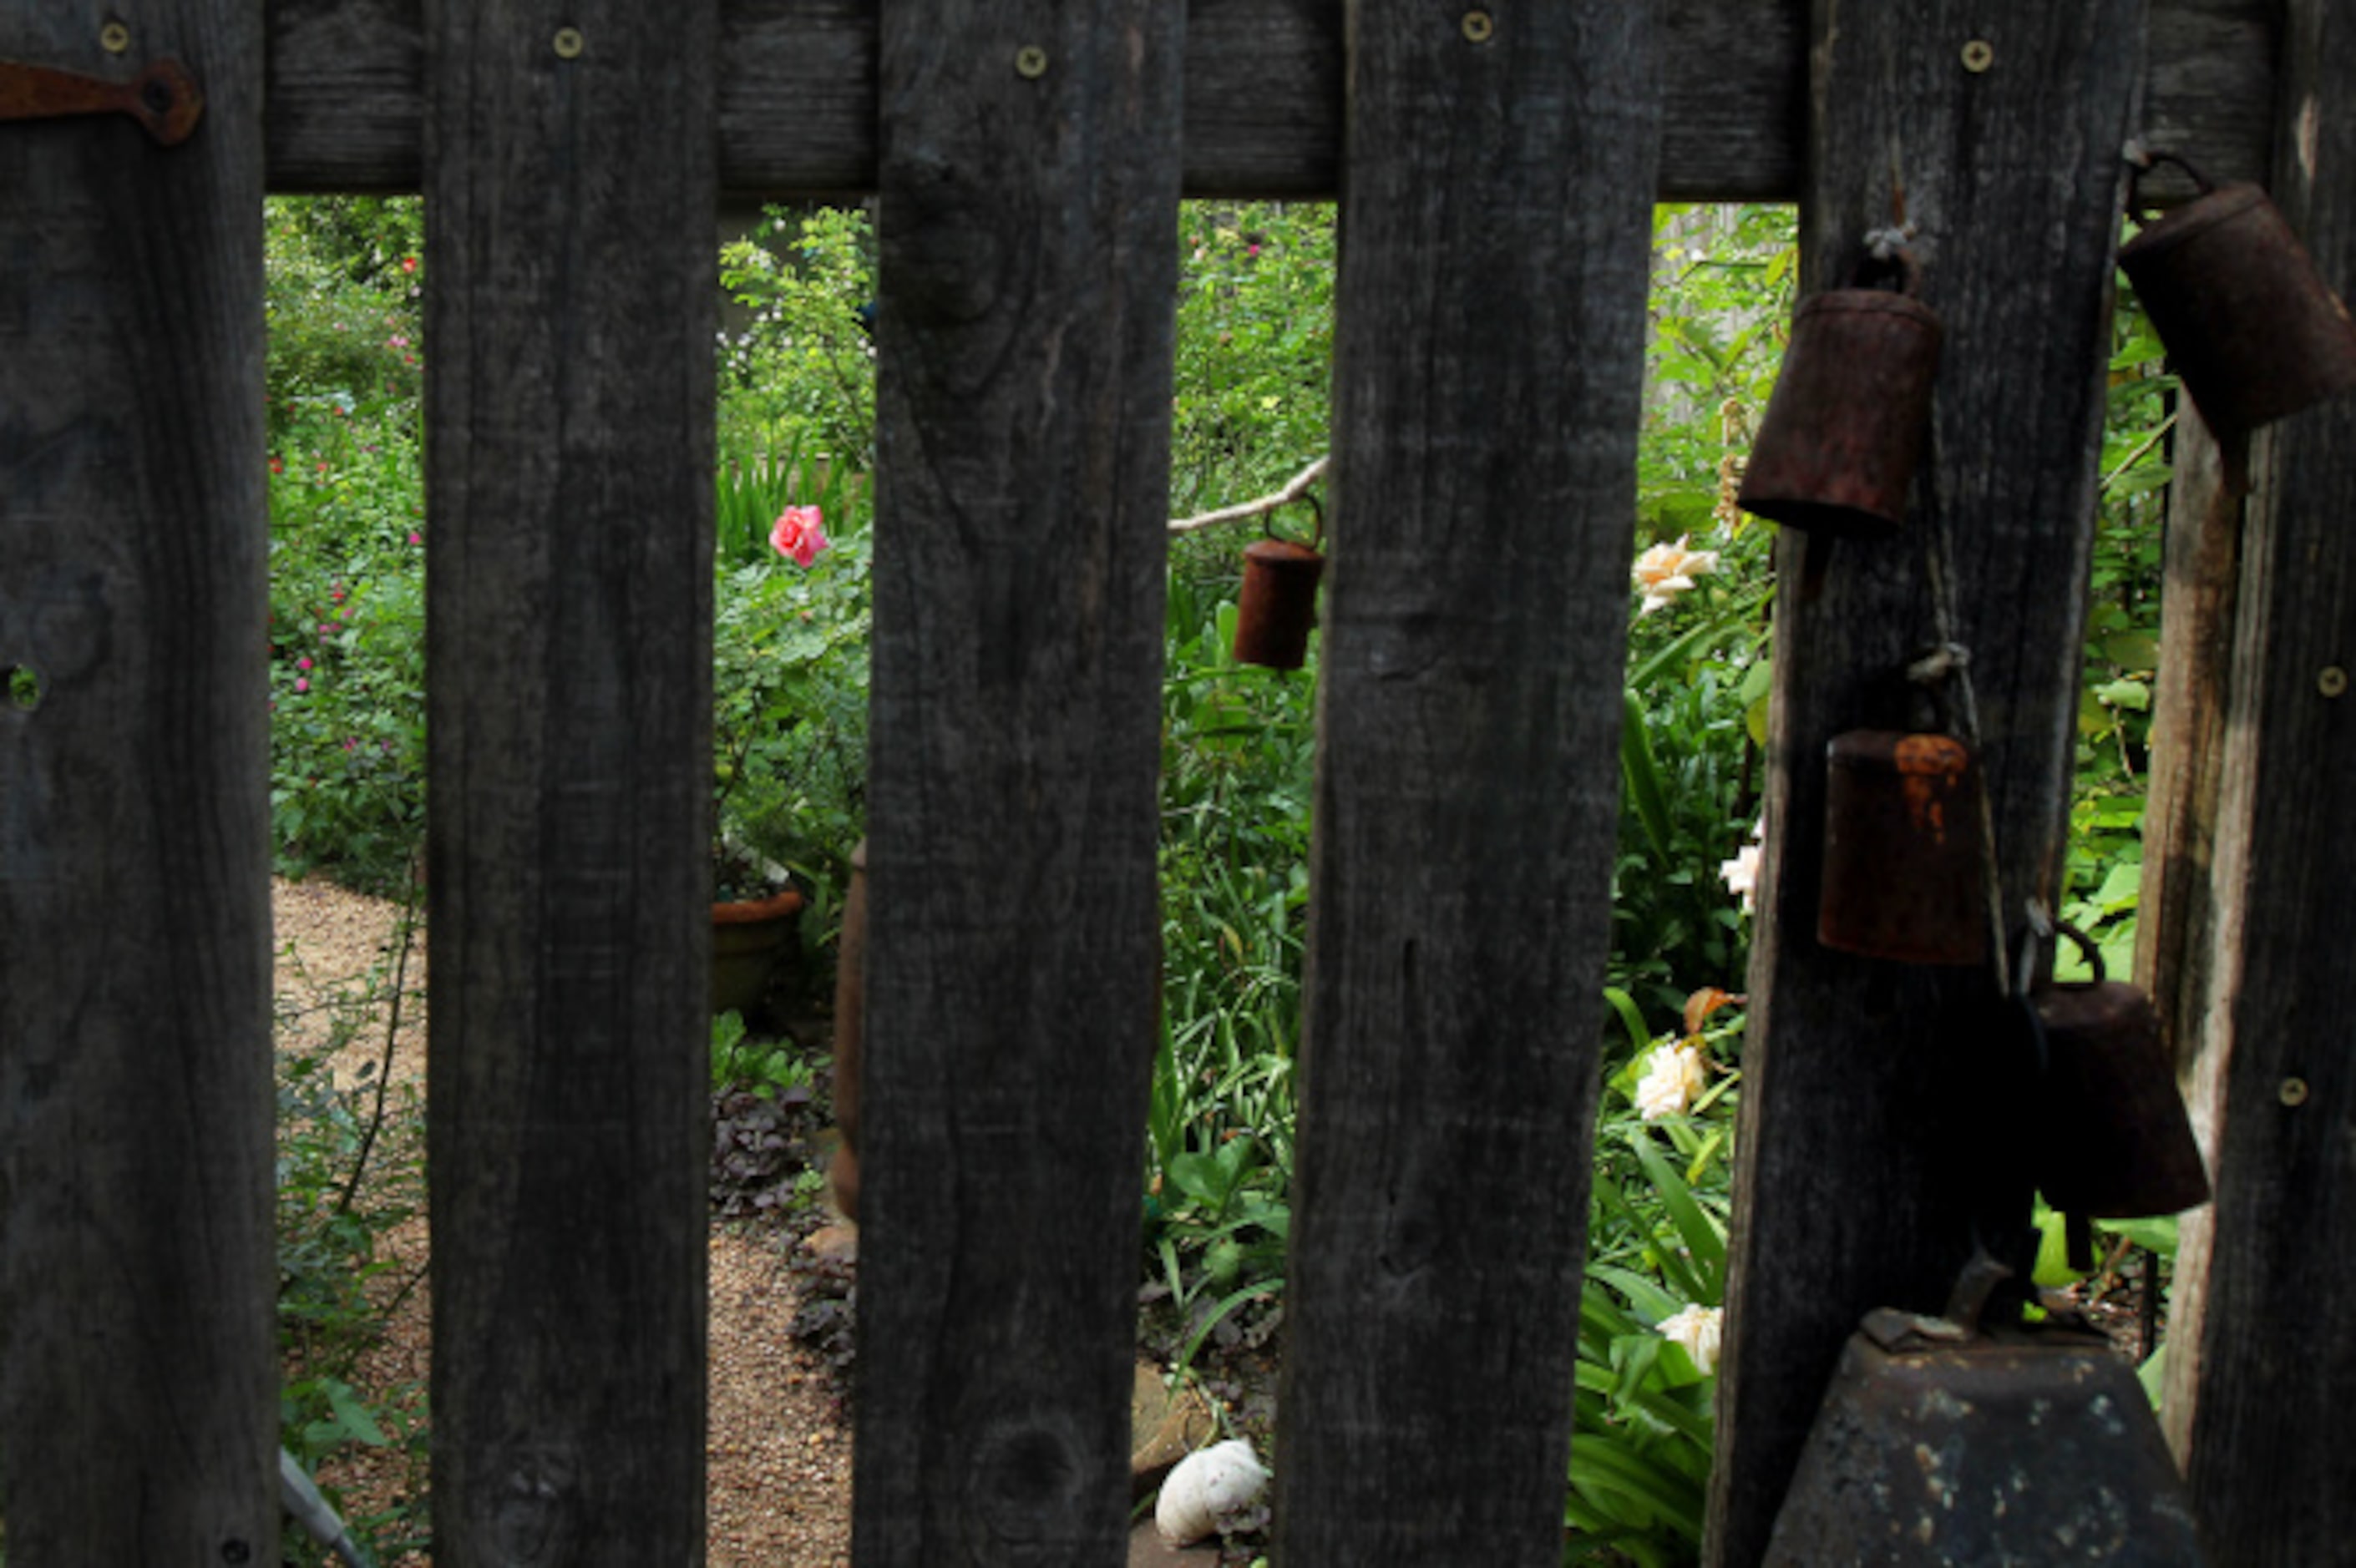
[2120,151,2356,433]
[1817,729,1988,965]
[1233,503,1326,670]
[2034,923,2211,1222]
[1739,250,1943,538]
[1766,1261,2208,1565]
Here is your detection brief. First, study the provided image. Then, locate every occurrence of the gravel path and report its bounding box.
[273,876,854,1565]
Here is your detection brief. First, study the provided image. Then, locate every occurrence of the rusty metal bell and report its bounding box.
[1817,729,1988,965]
[2034,923,2212,1221]
[1765,1268,2209,1566]
[1232,503,1326,670]
[2119,151,2356,433]
[1738,250,1943,538]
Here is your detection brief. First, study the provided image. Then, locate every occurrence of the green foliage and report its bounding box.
[718,205,879,468]
[710,1008,816,1100]
[266,198,429,894]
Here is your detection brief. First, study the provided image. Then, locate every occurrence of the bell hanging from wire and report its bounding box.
[1232,496,1325,670]
[2119,149,2356,433]
[1816,727,1989,965]
[1739,246,1943,538]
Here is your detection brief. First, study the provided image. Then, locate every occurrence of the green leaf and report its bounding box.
[1627,1133,1726,1300]
[2096,678,2151,711]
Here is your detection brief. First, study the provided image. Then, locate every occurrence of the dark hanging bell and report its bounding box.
[1738,249,1943,538]
[1817,729,1988,965]
[2119,151,2356,433]
[1232,500,1326,670]
[2033,923,2212,1221]
[1765,1274,2210,1565]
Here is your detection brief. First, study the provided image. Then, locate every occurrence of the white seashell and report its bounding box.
[1154,1436,1271,1547]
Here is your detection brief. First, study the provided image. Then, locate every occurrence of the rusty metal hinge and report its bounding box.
[0,57,204,145]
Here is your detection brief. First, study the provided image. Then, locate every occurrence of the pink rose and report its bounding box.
[294,677,310,694]
[769,506,830,569]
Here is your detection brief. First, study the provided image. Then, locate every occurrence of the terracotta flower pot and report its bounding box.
[711,884,804,1016]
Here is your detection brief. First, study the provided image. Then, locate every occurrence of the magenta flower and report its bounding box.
[297,656,313,671]
[294,677,310,694]
[769,506,830,569]
[408,531,423,546]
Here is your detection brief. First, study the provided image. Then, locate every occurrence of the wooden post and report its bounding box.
[850,1,1183,1562]
[423,0,717,1560]
[2162,2,2356,1555]
[0,3,276,1560]
[1705,6,2147,1565]
[1273,3,1661,1560]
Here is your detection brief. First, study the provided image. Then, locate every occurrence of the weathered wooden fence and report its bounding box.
[3,1,2348,1564]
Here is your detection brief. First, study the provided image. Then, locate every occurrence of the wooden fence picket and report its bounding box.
[0,3,277,1560]
[848,2,1185,1561]
[422,0,718,1559]
[1273,3,1663,1560]
[1705,4,2151,1562]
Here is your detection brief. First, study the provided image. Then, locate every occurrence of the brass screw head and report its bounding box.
[2320,665,2348,698]
[1015,44,1049,78]
[2281,1077,2311,1107]
[553,26,585,59]
[1962,39,1995,73]
[100,20,132,53]
[1462,10,1495,43]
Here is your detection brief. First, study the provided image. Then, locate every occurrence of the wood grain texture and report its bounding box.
[848,2,1182,1563]
[0,3,277,1560]
[1704,5,2147,1565]
[259,0,2272,199]
[422,1,717,1560]
[2164,3,2356,1556]
[1271,3,1661,1560]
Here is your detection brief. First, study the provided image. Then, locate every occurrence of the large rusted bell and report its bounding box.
[1739,251,1943,538]
[1233,508,1326,670]
[2034,924,2211,1221]
[1817,729,1988,965]
[1765,1299,2209,1565]
[2120,152,2356,433]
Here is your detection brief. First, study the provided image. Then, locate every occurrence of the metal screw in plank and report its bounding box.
[1462,11,1494,43]
[1014,44,1049,78]
[2281,1077,2310,1107]
[99,21,131,53]
[553,27,585,59]
[2320,665,2348,698]
[1962,39,1995,73]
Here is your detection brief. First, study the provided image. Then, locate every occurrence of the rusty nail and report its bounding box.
[2281,1077,2310,1107]
[552,26,585,58]
[2320,665,2348,697]
[1961,39,1994,73]
[99,20,131,53]
[1014,44,1049,78]
[1462,11,1495,43]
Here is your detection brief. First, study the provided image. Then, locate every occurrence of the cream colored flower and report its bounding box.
[1632,535,1720,615]
[1634,1040,1708,1120]
[1720,842,1761,915]
[1658,1303,1724,1374]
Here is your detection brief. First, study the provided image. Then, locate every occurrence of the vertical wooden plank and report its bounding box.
[423,1,716,1560]
[2163,3,2356,1555]
[1274,3,1662,1560]
[851,2,1183,1564]
[0,5,276,1561]
[1705,7,2147,1565]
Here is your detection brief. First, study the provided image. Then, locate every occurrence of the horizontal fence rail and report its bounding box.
[262,0,2278,201]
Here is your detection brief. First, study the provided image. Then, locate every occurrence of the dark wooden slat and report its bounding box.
[0,3,276,1560]
[261,0,2276,200]
[1273,3,1661,1560]
[849,1,1183,1563]
[422,0,716,1560]
[1704,5,2147,1565]
[2164,2,2356,1555]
